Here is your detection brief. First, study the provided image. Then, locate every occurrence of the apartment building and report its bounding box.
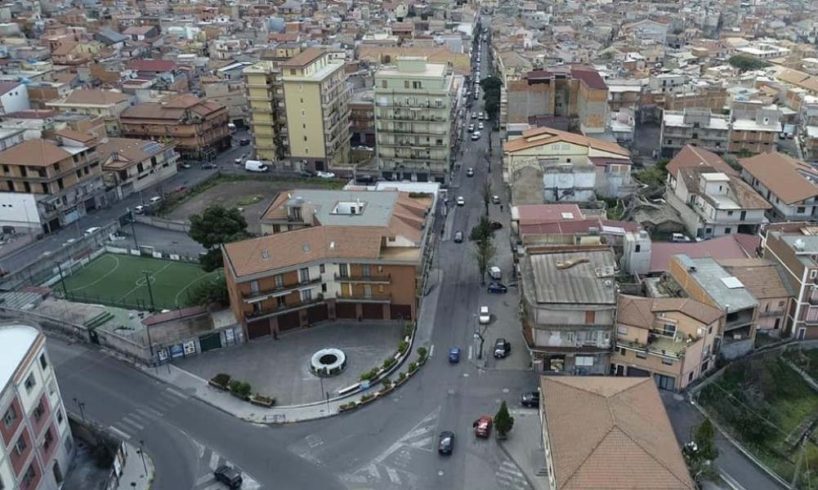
[613,295,722,391]
[223,191,431,339]
[519,246,617,375]
[201,78,248,128]
[44,89,132,136]
[281,48,350,172]
[539,377,695,490]
[718,258,793,338]
[728,103,782,154]
[668,255,758,359]
[1,324,74,490]
[0,133,105,233]
[374,57,454,184]
[763,224,818,340]
[503,65,609,135]
[244,60,288,162]
[119,94,230,161]
[97,138,178,200]
[738,152,818,221]
[349,91,375,148]
[660,109,729,157]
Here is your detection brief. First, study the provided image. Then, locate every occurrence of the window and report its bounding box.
[32,401,44,422]
[661,323,676,337]
[661,358,674,365]
[688,372,694,382]
[338,264,348,278]
[42,427,53,451]
[635,244,641,252]
[274,274,284,288]
[299,268,310,283]
[24,373,36,393]
[57,409,64,425]
[798,206,806,214]
[616,325,628,335]
[301,289,312,302]
[14,436,26,455]
[381,80,387,88]
[412,81,422,89]
[3,406,16,427]
[250,281,259,293]
[21,465,35,486]
[619,348,626,355]
[727,210,733,216]
[319,264,325,274]
[575,356,594,367]
[724,227,731,234]
[404,81,410,89]
[362,264,371,277]
[585,310,595,323]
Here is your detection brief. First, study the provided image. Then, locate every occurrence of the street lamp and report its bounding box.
[137,440,148,475]
[73,397,86,422]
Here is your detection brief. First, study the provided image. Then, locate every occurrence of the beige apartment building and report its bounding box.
[374,57,454,184]
[281,48,350,172]
[45,89,132,136]
[244,61,288,162]
[613,295,722,391]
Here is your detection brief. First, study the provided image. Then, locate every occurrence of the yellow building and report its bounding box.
[281,48,350,172]
[244,61,288,161]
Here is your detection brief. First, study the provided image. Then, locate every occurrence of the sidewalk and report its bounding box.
[115,441,155,490]
[499,409,547,490]
[138,267,445,424]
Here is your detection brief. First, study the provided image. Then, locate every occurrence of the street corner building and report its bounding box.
[222,189,433,340]
[0,324,74,490]
[539,376,696,489]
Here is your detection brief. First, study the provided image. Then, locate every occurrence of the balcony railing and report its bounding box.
[334,273,391,284]
[241,277,322,300]
[245,294,325,319]
[335,292,391,303]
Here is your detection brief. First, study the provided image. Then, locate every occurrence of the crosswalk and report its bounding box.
[106,386,260,490]
[495,460,530,490]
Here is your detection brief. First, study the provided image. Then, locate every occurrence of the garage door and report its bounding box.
[336,303,357,319]
[247,321,270,340]
[199,332,222,352]
[308,305,329,324]
[627,367,651,377]
[390,305,412,320]
[362,303,383,320]
[278,311,301,331]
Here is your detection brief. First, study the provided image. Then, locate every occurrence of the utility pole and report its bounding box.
[129,210,139,250]
[138,440,148,475]
[57,262,68,297]
[143,271,156,312]
[73,397,86,422]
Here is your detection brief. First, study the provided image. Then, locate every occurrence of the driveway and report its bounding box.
[175,321,404,406]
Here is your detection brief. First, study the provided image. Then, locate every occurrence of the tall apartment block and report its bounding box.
[244,61,288,162]
[281,48,350,173]
[1,324,74,490]
[374,57,454,184]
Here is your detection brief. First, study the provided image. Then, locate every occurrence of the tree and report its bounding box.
[494,401,514,438]
[473,234,496,285]
[482,180,492,216]
[693,419,719,462]
[189,205,250,272]
[470,215,494,241]
[185,275,229,307]
[480,76,502,122]
[728,55,770,72]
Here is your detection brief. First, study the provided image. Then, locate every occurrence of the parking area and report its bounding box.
[174,321,404,406]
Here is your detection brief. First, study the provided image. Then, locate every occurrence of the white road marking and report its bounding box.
[386,467,401,484]
[120,416,144,430]
[429,344,434,358]
[468,346,473,359]
[408,436,434,451]
[306,434,324,448]
[463,373,470,377]
[135,406,162,418]
[108,426,131,440]
[208,451,220,470]
[164,387,188,399]
[151,399,174,411]
[373,407,441,465]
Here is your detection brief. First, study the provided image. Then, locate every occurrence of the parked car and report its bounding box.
[468,123,475,133]
[454,231,464,243]
[245,160,269,173]
[179,162,192,169]
[234,157,244,165]
[438,431,455,455]
[202,162,218,169]
[466,167,474,177]
[133,205,145,215]
[471,112,477,119]
[148,196,162,205]
[317,171,336,179]
[489,266,502,280]
[521,391,539,408]
[487,282,507,294]
[239,138,251,146]
[491,195,501,204]
[84,227,101,236]
[448,347,461,363]
[494,338,510,359]
[214,465,243,489]
[479,306,490,324]
[473,415,493,438]
[456,196,465,206]
[490,221,503,230]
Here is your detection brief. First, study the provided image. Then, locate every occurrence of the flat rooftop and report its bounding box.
[0,324,39,390]
[526,250,617,305]
[673,256,757,312]
[276,189,400,227]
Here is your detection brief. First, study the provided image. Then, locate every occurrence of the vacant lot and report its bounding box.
[164,176,345,234]
[61,253,220,310]
[698,352,818,487]
[786,347,818,382]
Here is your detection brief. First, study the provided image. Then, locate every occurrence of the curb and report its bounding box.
[497,437,539,490]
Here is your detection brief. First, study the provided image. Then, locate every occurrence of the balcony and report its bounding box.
[334,273,391,284]
[241,277,322,302]
[335,292,391,303]
[616,333,688,360]
[809,294,818,306]
[245,294,326,319]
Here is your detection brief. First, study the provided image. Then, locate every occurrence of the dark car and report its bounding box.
[202,162,218,169]
[454,231,463,243]
[438,431,455,455]
[239,138,251,146]
[493,338,510,359]
[521,391,539,408]
[214,465,243,489]
[490,221,503,230]
[487,282,507,294]
[448,347,461,363]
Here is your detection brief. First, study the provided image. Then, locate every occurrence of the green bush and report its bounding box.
[360,394,374,402]
[382,378,392,389]
[417,346,428,359]
[398,340,409,354]
[403,322,415,337]
[383,357,397,370]
[398,372,406,382]
[360,368,379,381]
[210,373,231,388]
[408,361,418,373]
[229,380,251,399]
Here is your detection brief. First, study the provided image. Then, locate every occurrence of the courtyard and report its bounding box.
[175,321,405,406]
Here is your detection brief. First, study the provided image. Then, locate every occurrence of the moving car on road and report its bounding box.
[471,131,481,141]
[494,338,510,359]
[521,391,539,408]
[454,231,463,243]
[468,123,475,133]
[491,195,501,204]
[487,282,507,294]
[473,416,492,438]
[214,465,243,488]
[456,196,465,206]
[438,431,455,455]
[466,167,474,177]
[478,122,484,130]
[479,306,490,324]
[448,347,461,363]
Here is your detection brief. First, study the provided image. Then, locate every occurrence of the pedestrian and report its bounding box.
[500,204,504,211]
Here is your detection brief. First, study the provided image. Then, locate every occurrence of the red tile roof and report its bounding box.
[649,234,757,273]
[570,65,608,90]
[516,204,583,225]
[127,59,177,73]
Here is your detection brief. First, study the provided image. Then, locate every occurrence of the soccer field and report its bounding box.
[60,253,219,310]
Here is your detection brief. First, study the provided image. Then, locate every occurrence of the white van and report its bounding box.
[244,160,269,172]
[489,266,502,280]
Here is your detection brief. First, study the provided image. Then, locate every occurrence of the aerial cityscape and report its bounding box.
[0,0,817,489]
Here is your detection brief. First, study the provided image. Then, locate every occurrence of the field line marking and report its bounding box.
[174,270,220,307]
[117,261,175,303]
[66,255,121,293]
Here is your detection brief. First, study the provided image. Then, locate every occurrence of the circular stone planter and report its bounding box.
[310,348,347,376]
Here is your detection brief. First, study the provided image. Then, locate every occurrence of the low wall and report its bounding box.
[134,215,190,233]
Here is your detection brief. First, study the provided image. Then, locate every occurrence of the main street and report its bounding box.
[49,23,543,490]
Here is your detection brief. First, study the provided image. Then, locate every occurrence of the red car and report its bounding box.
[473,415,492,438]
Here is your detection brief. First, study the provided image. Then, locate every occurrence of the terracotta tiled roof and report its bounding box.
[717,258,794,299]
[62,89,130,106]
[649,235,756,273]
[503,126,629,156]
[667,145,737,177]
[281,47,325,68]
[618,295,723,328]
[541,376,696,490]
[127,59,177,73]
[739,152,818,204]
[0,139,71,167]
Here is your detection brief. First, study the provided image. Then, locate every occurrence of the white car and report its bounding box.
[479,306,490,324]
[317,171,336,179]
[149,196,162,205]
[468,124,475,133]
[478,122,484,130]
[471,131,481,141]
[456,196,465,206]
[84,227,101,236]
